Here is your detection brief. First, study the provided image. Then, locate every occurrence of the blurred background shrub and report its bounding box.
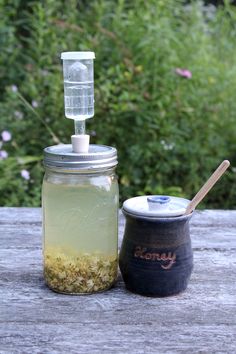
[0,0,236,207]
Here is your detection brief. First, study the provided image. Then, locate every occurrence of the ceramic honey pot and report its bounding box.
[119,195,193,297]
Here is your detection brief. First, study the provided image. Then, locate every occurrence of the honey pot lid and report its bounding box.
[123,195,190,218]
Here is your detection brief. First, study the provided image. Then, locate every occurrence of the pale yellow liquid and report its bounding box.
[43,175,118,255]
[42,174,118,293]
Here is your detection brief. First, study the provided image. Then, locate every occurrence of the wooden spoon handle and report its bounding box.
[184,160,230,215]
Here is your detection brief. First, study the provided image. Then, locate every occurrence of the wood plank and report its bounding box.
[0,208,236,250]
[0,207,41,224]
[0,248,235,353]
[1,208,236,228]
[0,208,236,353]
[0,323,235,354]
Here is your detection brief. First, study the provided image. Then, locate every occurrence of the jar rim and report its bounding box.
[43,144,118,170]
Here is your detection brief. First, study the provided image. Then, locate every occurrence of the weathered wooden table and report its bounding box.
[0,208,235,353]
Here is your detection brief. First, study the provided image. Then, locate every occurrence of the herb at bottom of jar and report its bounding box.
[44,250,118,293]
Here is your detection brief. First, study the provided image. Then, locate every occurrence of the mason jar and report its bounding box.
[42,144,118,294]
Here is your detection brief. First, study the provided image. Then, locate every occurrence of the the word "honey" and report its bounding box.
[134,246,176,270]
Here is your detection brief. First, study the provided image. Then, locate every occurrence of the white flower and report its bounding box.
[32,100,39,108]
[1,130,12,142]
[21,169,30,180]
[14,111,23,120]
[58,272,66,279]
[160,140,175,151]
[11,85,18,93]
[90,130,97,137]
[102,275,110,282]
[0,150,8,160]
[86,279,94,288]
[41,69,49,76]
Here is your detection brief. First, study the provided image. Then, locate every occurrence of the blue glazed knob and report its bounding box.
[147,196,171,205]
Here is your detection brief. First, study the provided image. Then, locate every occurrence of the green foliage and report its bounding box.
[0,0,236,207]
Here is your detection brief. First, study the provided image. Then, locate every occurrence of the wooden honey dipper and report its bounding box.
[184,160,230,215]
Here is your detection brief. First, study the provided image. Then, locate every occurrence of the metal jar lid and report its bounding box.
[123,195,190,218]
[43,144,118,171]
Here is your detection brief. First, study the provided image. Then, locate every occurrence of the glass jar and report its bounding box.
[42,144,118,294]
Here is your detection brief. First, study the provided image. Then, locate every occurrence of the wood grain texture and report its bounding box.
[0,208,236,354]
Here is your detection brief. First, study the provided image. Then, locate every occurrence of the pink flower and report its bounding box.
[1,130,12,142]
[0,150,8,160]
[21,169,30,180]
[175,68,192,79]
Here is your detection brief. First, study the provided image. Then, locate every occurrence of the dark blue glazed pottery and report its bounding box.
[119,210,193,297]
